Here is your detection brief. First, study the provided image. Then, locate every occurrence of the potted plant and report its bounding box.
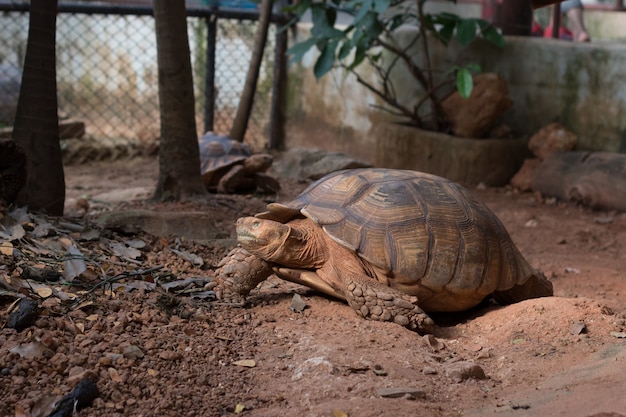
[284,0,529,185]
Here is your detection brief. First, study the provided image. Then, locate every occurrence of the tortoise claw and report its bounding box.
[213,247,273,303]
[345,276,435,333]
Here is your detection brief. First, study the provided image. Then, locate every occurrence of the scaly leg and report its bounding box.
[344,274,435,333]
[211,247,273,304]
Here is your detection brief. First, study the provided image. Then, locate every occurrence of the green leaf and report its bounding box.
[311,5,345,39]
[356,11,384,43]
[481,25,505,48]
[314,40,339,78]
[456,19,478,45]
[338,40,352,61]
[466,63,481,73]
[373,0,391,14]
[428,14,458,45]
[286,38,318,65]
[353,0,373,24]
[456,68,474,99]
[349,43,368,70]
[281,0,311,16]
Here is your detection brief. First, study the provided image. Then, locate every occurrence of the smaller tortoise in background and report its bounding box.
[213,168,553,333]
[198,132,280,194]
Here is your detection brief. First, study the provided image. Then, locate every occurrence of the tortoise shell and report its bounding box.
[257,168,538,311]
[199,132,251,185]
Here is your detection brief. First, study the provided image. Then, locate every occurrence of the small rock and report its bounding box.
[377,387,426,400]
[570,322,587,335]
[292,357,333,381]
[594,216,614,225]
[6,298,40,332]
[289,293,307,313]
[441,73,513,138]
[159,350,183,361]
[271,147,372,180]
[122,345,144,360]
[528,122,577,160]
[422,334,444,351]
[477,350,491,359]
[67,367,97,387]
[422,366,438,375]
[524,219,538,228]
[444,361,487,382]
[510,158,541,191]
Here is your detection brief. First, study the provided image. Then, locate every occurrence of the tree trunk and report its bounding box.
[229,0,273,142]
[153,0,208,201]
[13,0,65,215]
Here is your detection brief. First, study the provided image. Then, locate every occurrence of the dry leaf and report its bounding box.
[58,237,73,248]
[235,404,245,414]
[232,359,256,368]
[73,300,94,310]
[79,228,101,241]
[170,249,204,266]
[9,341,48,359]
[35,287,53,298]
[29,394,61,417]
[109,241,142,260]
[0,241,13,256]
[32,222,54,238]
[0,224,25,241]
[333,410,349,417]
[14,404,29,417]
[126,239,146,249]
[63,245,87,282]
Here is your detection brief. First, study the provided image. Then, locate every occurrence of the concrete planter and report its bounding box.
[374,122,530,186]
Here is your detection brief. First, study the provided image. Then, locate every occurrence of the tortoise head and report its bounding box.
[236,217,324,267]
[243,154,273,172]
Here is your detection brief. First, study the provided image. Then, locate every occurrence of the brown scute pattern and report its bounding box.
[271,168,537,307]
[198,132,250,178]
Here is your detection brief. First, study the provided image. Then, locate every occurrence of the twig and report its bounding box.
[78,265,165,298]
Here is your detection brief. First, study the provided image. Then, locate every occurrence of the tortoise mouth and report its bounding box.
[237,232,265,246]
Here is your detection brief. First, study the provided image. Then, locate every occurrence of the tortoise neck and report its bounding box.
[272,219,327,268]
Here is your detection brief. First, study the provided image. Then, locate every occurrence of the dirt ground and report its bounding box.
[2,155,626,417]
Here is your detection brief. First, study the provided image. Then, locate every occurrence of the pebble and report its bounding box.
[159,350,183,361]
[377,387,426,400]
[123,345,145,360]
[422,366,437,375]
[444,361,487,382]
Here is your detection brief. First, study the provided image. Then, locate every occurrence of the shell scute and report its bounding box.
[199,133,250,180]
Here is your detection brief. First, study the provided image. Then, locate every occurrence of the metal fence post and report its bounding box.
[269,22,287,150]
[204,14,217,134]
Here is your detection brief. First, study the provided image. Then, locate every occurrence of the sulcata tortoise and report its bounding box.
[213,168,553,332]
[199,132,280,194]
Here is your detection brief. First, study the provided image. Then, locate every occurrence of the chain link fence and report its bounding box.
[0,2,286,158]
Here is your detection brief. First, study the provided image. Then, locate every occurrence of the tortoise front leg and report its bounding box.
[211,247,273,304]
[217,165,245,194]
[344,274,435,333]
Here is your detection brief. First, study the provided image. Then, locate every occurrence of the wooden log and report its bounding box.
[531,151,626,211]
